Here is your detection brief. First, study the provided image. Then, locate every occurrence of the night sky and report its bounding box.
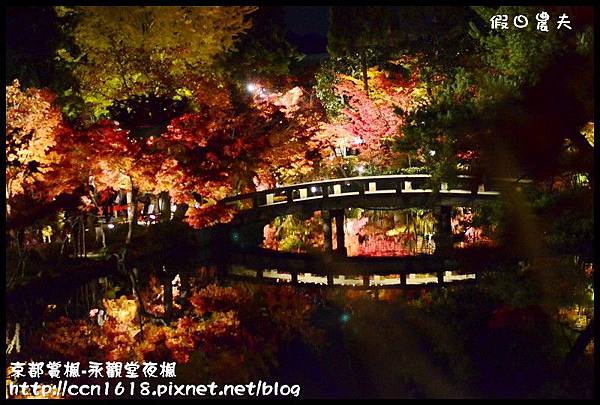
[5,6,331,64]
[283,6,328,35]
[283,6,329,54]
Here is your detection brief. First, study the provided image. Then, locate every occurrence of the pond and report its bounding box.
[5,209,592,399]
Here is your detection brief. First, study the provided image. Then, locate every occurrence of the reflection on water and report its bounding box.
[262,209,437,256]
[262,207,494,257]
[229,267,476,286]
[7,257,589,399]
[8,252,480,332]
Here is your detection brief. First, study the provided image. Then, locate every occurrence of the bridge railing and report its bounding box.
[221,175,532,210]
[223,245,521,288]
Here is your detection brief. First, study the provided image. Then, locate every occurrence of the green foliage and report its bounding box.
[472,6,567,88]
[469,201,503,228]
[327,6,404,95]
[399,166,430,175]
[314,54,377,119]
[575,26,593,55]
[56,6,257,118]
[221,7,305,85]
[327,7,401,57]
[479,259,592,311]
[544,214,593,257]
[395,7,481,71]
[396,5,593,181]
[526,186,594,259]
[264,214,324,253]
[314,59,344,119]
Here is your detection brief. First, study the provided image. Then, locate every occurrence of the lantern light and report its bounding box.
[352,137,364,145]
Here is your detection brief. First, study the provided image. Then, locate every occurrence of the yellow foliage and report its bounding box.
[5,80,65,202]
[103,296,138,324]
[580,121,593,147]
[57,6,257,114]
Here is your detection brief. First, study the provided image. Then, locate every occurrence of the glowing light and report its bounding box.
[311,186,317,193]
[149,214,156,220]
[246,83,256,92]
[386,228,402,237]
[340,313,351,323]
[107,223,115,229]
[429,150,436,156]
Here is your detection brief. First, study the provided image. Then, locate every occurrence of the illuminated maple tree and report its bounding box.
[250,85,330,187]
[152,92,249,228]
[5,80,69,218]
[316,62,420,172]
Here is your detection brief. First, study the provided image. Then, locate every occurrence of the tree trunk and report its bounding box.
[6,323,21,355]
[162,271,173,321]
[71,223,77,258]
[159,192,171,222]
[564,318,594,370]
[6,183,11,219]
[413,211,419,254]
[126,179,138,246]
[178,272,190,309]
[173,203,188,221]
[89,189,107,250]
[15,228,24,257]
[361,49,369,97]
[126,266,166,326]
[74,218,81,257]
[10,228,27,287]
[80,215,86,258]
[60,234,69,258]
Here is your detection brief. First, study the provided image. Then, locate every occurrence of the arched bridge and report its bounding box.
[221,174,532,223]
[220,174,531,255]
[217,174,531,288]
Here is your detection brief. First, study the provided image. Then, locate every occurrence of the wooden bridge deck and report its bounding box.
[221,174,531,222]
